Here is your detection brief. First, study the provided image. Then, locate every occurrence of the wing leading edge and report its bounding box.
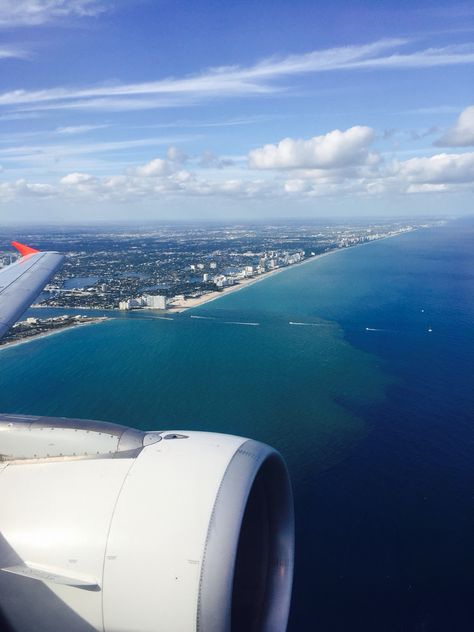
[0,243,64,339]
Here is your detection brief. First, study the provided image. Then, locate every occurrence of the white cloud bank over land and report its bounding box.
[436,105,474,147]
[1,140,473,205]
[0,0,107,27]
[248,126,377,169]
[393,152,474,185]
[1,39,474,112]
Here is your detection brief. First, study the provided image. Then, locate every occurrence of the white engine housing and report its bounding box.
[0,415,294,632]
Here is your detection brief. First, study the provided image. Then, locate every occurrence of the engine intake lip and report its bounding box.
[197,440,294,632]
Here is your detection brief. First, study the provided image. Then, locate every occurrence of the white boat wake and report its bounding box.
[224,321,260,326]
[289,321,325,327]
[365,327,393,332]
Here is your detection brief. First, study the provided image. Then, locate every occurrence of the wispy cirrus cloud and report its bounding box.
[1,39,474,113]
[55,124,110,135]
[0,45,30,60]
[0,0,108,28]
[0,136,198,169]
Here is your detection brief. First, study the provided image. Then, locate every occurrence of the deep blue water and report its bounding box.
[1,220,473,631]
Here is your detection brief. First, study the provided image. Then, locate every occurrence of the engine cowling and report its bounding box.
[0,414,294,632]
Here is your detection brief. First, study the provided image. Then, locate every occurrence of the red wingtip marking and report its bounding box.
[11,241,40,257]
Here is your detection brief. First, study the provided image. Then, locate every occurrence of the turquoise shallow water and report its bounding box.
[0,247,388,476]
[1,221,473,631]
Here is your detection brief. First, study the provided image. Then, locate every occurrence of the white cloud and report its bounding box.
[135,158,172,177]
[393,152,474,184]
[284,179,312,194]
[199,149,234,169]
[248,127,377,170]
[1,143,473,205]
[60,172,96,185]
[0,136,195,166]
[0,45,30,59]
[0,0,107,27]
[280,151,474,197]
[339,43,474,70]
[436,105,474,146]
[55,124,109,135]
[406,183,449,193]
[1,39,474,112]
[166,145,188,164]
[0,178,55,201]
[403,105,462,115]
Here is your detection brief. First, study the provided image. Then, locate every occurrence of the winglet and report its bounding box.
[11,241,40,257]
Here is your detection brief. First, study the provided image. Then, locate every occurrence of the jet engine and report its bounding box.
[0,414,294,632]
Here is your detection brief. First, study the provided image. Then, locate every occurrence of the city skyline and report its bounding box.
[0,0,473,221]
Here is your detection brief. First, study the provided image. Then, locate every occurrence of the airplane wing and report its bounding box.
[0,242,64,339]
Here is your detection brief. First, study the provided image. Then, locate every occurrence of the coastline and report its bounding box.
[30,247,338,314]
[166,249,334,312]
[0,229,416,352]
[26,229,418,320]
[0,318,107,353]
[167,230,414,313]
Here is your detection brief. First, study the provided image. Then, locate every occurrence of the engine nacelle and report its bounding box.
[0,414,294,632]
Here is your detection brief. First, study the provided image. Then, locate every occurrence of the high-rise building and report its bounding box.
[119,297,147,310]
[145,295,167,309]
[214,275,228,288]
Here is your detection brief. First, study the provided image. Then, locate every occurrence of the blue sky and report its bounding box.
[0,0,473,222]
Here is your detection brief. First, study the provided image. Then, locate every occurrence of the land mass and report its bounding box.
[0,219,442,313]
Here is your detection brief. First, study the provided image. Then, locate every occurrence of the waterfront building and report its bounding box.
[118,297,147,310]
[145,294,167,309]
[214,275,229,288]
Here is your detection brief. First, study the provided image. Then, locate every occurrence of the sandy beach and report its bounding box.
[166,248,341,313]
[165,230,417,313]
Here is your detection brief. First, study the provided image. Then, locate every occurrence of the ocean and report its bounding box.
[0,219,473,631]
